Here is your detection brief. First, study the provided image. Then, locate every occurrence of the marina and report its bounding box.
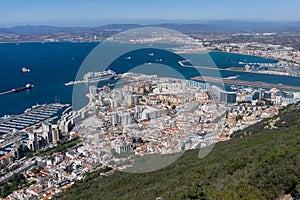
[0,103,69,135]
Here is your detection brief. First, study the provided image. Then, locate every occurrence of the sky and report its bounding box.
[0,0,300,27]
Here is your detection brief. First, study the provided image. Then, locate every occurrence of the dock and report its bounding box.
[191,76,300,91]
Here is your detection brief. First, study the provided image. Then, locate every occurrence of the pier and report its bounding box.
[191,76,300,91]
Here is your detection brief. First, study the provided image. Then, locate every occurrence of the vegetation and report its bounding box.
[0,174,35,198]
[38,137,82,157]
[57,102,300,200]
[99,166,113,173]
[31,166,44,174]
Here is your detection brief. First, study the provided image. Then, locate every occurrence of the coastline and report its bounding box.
[78,93,94,112]
[208,50,279,62]
[1,43,300,118]
[0,41,101,44]
[179,60,300,78]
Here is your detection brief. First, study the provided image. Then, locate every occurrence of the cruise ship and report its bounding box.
[83,70,117,83]
[64,70,117,86]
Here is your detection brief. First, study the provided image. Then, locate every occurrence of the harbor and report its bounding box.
[1,43,300,119]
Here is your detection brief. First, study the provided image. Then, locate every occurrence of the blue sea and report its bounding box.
[0,42,300,117]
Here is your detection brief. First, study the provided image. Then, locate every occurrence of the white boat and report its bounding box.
[224,75,240,80]
[22,67,30,73]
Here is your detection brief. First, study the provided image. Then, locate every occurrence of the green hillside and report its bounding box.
[57,102,300,200]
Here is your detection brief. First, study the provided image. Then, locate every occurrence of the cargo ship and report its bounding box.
[12,83,34,92]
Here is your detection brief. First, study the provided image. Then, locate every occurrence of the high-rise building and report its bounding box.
[27,131,38,151]
[282,91,294,98]
[132,94,141,105]
[220,91,237,103]
[120,112,133,126]
[141,107,162,120]
[125,93,133,106]
[111,112,120,126]
[252,90,261,100]
[263,91,272,99]
[245,94,253,102]
[42,123,52,144]
[134,105,142,119]
[115,143,132,154]
[13,141,24,160]
[275,94,282,105]
[209,85,223,100]
[111,111,133,126]
[51,125,61,144]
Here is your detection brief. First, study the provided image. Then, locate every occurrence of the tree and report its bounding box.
[137,137,143,144]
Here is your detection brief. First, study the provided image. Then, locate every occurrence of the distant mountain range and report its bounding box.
[1,21,300,34]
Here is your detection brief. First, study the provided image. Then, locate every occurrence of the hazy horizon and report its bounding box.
[1,19,300,28]
[1,0,300,27]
